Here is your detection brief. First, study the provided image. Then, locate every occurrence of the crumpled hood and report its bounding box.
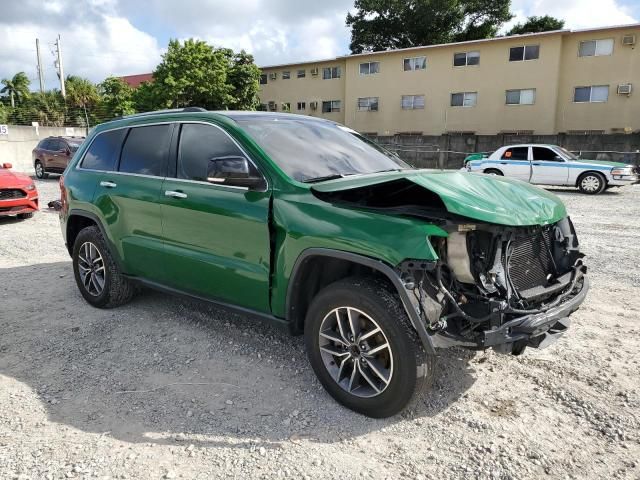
[311,170,567,227]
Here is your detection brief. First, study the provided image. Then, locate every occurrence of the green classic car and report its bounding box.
[60,110,589,418]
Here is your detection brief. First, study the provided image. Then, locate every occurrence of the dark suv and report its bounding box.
[33,136,85,178]
[59,109,589,418]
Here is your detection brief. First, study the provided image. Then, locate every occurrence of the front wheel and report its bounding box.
[304,277,434,418]
[578,172,605,194]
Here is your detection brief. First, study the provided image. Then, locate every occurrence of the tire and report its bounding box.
[304,276,435,418]
[72,225,136,308]
[578,172,605,194]
[17,212,34,220]
[484,169,503,176]
[34,160,48,179]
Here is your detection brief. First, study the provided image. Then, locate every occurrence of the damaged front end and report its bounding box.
[399,217,588,355]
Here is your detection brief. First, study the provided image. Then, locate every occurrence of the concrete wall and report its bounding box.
[0,125,84,173]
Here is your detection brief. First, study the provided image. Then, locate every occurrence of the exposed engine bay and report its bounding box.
[399,218,588,354]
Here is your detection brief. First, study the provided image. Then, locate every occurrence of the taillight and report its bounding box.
[59,175,67,212]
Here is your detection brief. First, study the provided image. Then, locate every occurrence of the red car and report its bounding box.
[0,163,39,219]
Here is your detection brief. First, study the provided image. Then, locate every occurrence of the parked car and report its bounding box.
[465,144,639,194]
[0,162,38,219]
[32,136,85,179]
[59,110,589,417]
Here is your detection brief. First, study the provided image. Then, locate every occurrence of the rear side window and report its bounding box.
[502,147,528,160]
[177,123,250,182]
[81,129,127,171]
[119,125,171,177]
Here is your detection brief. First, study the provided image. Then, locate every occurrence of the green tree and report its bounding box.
[223,49,261,110]
[153,39,232,109]
[132,80,166,112]
[1,72,30,108]
[346,0,513,53]
[507,15,565,36]
[0,103,8,123]
[65,75,99,127]
[29,91,66,126]
[99,76,136,119]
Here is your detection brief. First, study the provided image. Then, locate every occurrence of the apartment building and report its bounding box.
[258,24,640,135]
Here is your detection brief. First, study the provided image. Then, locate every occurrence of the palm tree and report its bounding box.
[1,72,30,108]
[65,75,99,127]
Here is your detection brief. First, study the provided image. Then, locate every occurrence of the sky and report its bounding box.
[0,0,638,91]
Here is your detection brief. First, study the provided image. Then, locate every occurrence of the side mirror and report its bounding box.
[207,156,266,190]
[2,162,12,169]
[554,155,565,162]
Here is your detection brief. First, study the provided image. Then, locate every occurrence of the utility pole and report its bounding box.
[36,38,45,93]
[55,34,66,98]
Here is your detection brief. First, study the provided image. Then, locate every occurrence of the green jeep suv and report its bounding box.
[59,109,589,418]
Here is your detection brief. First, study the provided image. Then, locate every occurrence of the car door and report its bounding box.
[92,124,172,281]
[41,139,57,171]
[530,146,569,186]
[49,139,68,171]
[159,122,272,313]
[497,146,532,182]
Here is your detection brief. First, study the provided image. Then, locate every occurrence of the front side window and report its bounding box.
[359,62,380,75]
[259,74,268,85]
[574,85,609,103]
[357,97,379,112]
[451,92,477,107]
[235,118,409,182]
[506,89,536,105]
[322,100,341,113]
[454,51,480,66]
[81,129,128,171]
[177,124,251,182]
[119,125,171,177]
[401,95,425,110]
[404,56,426,71]
[533,147,562,161]
[502,147,528,160]
[579,39,614,57]
[509,45,540,61]
[322,67,341,79]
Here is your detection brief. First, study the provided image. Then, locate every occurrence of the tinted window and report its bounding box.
[178,124,249,182]
[81,129,127,171]
[502,147,528,160]
[509,46,525,61]
[119,125,171,177]
[533,147,561,161]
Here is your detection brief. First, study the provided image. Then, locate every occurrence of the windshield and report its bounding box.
[235,118,410,182]
[555,146,579,160]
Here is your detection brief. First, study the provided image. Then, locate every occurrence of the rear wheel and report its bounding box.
[72,226,136,308]
[35,160,48,179]
[578,172,605,194]
[484,169,503,176]
[305,277,434,418]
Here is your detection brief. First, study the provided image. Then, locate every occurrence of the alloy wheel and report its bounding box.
[581,175,601,193]
[77,242,106,296]
[318,307,394,398]
[35,162,44,178]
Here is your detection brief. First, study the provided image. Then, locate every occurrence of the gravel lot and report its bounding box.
[1,178,639,480]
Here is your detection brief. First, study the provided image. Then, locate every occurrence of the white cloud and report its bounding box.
[509,0,637,29]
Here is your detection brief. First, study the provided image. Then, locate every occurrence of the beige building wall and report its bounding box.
[258,25,640,135]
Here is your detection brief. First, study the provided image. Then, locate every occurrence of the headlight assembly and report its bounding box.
[611,167,634,176]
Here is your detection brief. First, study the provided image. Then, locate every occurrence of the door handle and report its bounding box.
[165,190,188,199]
[532,163,541,166]
[500,162,508,165]
[100,181,117,188]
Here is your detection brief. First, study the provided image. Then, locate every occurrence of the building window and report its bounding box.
[282,102,291,112]
[259,74,268,85]
[357,97,379,111]
[297,69,306,78]
[359,62,380,75]
[323,67,341,79]
[506,89,536,105]
[404,56,427,71]
[282,71,291,80]
[268,101,277,112]
[509,45,540,61]
[297,102,306,111]
[322,100,341,113]
[451,92,477,107]
[401,95,425,110]
[453,51,480,67]
[574,85,609,103]
[579,39,614,57]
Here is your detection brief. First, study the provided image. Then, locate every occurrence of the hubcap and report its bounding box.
[318,307,393,398]
[77,242,106,296]
[581,175,600,192]
[36,163,43,176]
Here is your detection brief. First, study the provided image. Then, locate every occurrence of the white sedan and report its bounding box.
[465,144,639,194]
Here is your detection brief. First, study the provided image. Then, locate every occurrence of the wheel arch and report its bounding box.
[286,248,436,354]
[66,210,124,270]
[483,168,504,176]
[576,170,607,188]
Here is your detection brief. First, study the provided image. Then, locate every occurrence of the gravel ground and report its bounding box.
[1,178,638,480]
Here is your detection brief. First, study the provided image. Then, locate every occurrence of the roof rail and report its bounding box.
[121,107,207,120]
